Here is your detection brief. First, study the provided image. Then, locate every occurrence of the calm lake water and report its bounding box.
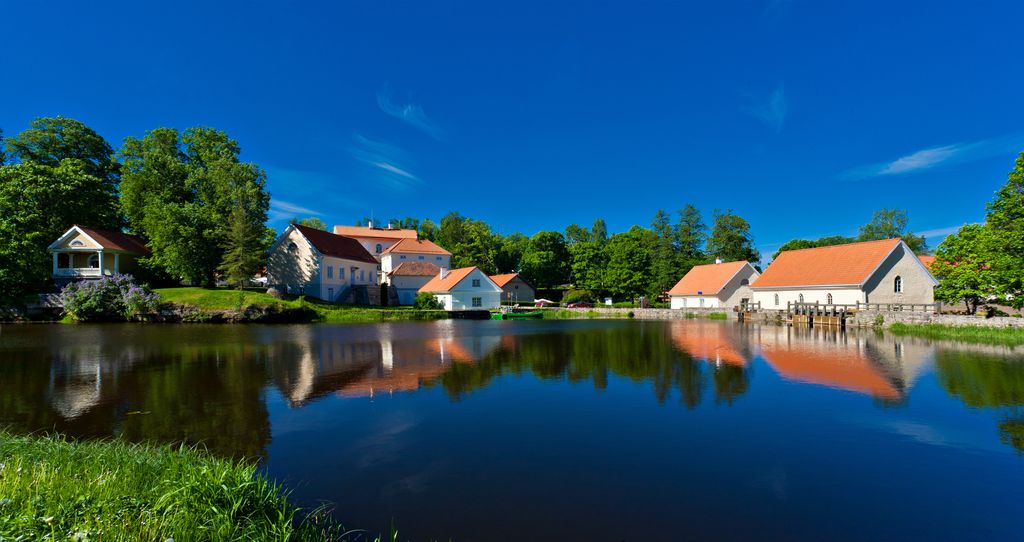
[1,320,1023,541]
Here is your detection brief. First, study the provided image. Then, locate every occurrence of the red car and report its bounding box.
[564,301,593,308]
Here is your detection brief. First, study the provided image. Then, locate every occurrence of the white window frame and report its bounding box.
[472,297,482,307]
[472,279,481,287]
[894,276,903,293]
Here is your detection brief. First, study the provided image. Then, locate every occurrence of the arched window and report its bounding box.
[798,293,804,303]
[70,240,85,247]
[774,294,779,306]
[287,242,297,254]
[699,298,705,307]
[894,276,903,293]
[682,298,687,307]
[826,293,833,304]
[87,254,99,269]
[740,278,749,286]
[375,243,382,254]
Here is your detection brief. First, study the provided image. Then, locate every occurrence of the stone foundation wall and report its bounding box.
[559,307,736,320]
[850,310,1024,329]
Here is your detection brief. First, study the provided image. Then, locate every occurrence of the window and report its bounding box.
[798,294,804,303]
[339,268,345,279]
[472,297,482,307]
[826,293,833,304]
[699,298,705,307]
[360,270,365,281]
[375,244,382,254]
[328,287,334,300]
[418,255,425,260]
[57,253,71,268]
[327,265,333,279]
[400,255,407,259]
[894,276,903,293]
[87,254,99,269]
[472,279,480,287]
[70,240,85,247]
[740,278,749,286]
[682,298,687,307]
[287,242,298,253]
[436,256,442,261]
[774,293,779,306]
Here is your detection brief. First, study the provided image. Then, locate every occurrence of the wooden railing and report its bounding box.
[856,302,941,313]
[787,301,940,315]
[54,268,102,277]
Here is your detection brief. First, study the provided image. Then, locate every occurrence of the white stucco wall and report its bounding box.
[670,296,721,309]
[390,275,434,305]
[428,268,502,310]
[751,287,864,310]
[382,252,451,274]
[268,227,379,301]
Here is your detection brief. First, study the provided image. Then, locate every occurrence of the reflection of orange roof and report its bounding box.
[918,255,935,270]
[423,337,477,363]
[669,321,747,366]
[419,266,489,293]
[382,238,451,255]
[668,261,751,296]
[759,344,900,400]
[337,364,449,397]
[332,225,418,240]
[753,238,901,288]
[337,337,478,397]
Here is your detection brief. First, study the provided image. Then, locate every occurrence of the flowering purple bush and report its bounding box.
[60,274,161,322]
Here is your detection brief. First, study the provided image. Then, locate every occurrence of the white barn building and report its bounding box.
[668,260,760,309]
[267,224,379,301]
[750,238,937,310]
[418,266,502,310]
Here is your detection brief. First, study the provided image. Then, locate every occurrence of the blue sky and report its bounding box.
[3,0,1023,259]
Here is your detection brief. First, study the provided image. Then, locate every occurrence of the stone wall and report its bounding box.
[850,310,1024,329]
[559,307,735,320]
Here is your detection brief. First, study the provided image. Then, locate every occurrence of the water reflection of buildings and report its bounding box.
[270,323,503,405]
[750,326,931,401]
[669,320,749,367]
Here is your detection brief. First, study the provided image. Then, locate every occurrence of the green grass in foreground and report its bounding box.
[0,432,387,541]
[154,287,446,324]
[889,322,1024,347]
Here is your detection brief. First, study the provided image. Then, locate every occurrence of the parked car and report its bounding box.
[564,301,593,308]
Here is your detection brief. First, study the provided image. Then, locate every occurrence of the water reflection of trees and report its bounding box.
[935,348,1024,453]
[433,322,752,407]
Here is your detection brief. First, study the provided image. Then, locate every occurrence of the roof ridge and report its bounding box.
[777,237,901,256]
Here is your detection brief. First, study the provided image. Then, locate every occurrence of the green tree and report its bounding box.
[0,161,121,299]
[858,208,928,254]
[5,117,120,193]
[120,127,270,286]
[418,218,439,241]
[221,206,267,288]
[519,231,570,289]
[592,218,608,244]
[435,212,500,273]
[565,223,591,245]
[604,226,654,299]
[0,127,5,165]
[650,210,679,298]
[772,235,856,261]
[568,241,608,292]
[296,216,327,231]
[931,224,994,314]
[495,232,529,273]
[675,204,706,269]
[985,151,1024,308]
[706,210,760,264]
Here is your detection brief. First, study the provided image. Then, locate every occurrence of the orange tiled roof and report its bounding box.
[918,255,935,270]
[490,273,523,288]
[670,321,747,366]
[418,266,478,293]
[332,225,418,240]
[667,261,751,296]
[759,343,901,400]
[75,226,150,254]
[381,238,451,255]
[752,238,902,288]
[390,262,441,277]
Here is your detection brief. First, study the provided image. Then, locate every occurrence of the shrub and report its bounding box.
[562,289,595,304]
[413,292,445,310]
[60,274,161,322]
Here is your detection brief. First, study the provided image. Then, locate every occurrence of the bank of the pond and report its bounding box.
[0,432,387,541]
[889,322,1024,347]
[153,287,447,324]
[540,307,730,320]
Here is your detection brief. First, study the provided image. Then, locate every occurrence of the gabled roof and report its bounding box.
[419,266,497,293]
[381,238,451,256]
[668,261,753,296]
[752,238,903,288]
[390,262,441,277]
[332,225,418,240]
[292,224,378,264]
[50,225,150,254]
[490,273,532,289]
[918,255,935,270]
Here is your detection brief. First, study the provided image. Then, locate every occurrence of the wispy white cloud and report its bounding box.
[918,224,970,239]
[842,133,1024,180]
[268,199,322,222]
[348,134,423,191]
[377,85,444,140]
[745,85,787,133]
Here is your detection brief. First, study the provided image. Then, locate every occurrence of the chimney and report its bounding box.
[387,223,393,230]
[367,219,373,229]
[439,267,449,279]
[715,257,722,264]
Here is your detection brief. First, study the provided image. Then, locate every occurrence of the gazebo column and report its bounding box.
[52,252,58,276]
[114,253,120,274]
[98,251,105,276]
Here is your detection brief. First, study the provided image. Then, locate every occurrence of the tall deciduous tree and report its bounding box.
[6,117,120,196]
[519,231,570,289]
[604,226,654,299]
[858,208,928,254]
[675,204,706,269]
[650,210,678,298]
[985,151,1024,308]
[931,224,994,314]
[120,127,271,286]
[435,212,499,273]
[296,216,327,231]
[0,128,6,165]
[495,232,529,273]
[569,240,608,292]
[591,219,608,244]
[706,210,760,264]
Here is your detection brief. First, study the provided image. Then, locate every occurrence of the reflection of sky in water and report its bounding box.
[1,320,1023,541]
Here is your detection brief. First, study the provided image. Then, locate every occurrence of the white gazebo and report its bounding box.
[48,225,149,282]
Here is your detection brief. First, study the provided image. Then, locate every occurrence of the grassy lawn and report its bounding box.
[0,432,386,541]
[889,322,1024,347]
[154,287,446,324]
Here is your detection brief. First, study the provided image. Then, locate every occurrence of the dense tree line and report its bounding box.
[0,117,271,301]
[374,207,759,301]
[771,208,929,261]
